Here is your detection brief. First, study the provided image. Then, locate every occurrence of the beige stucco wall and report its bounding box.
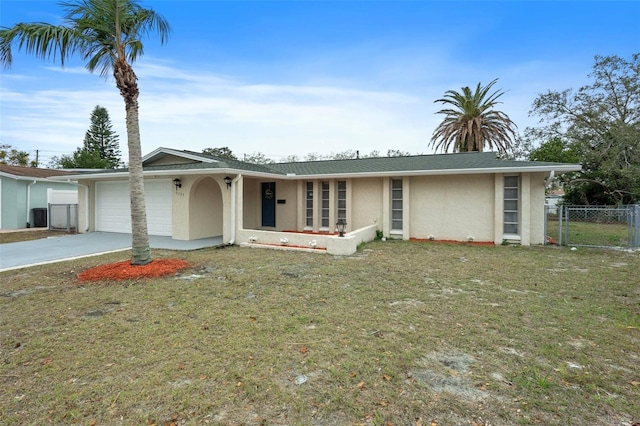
[242,178,261,229]
[76,182,93,233]
[275,180,298,231]
[189,177,223,239]
[240,178,297,231]
[409,174,496,242]
[172,175,227,241]
[494,172,546,246]
[171,177,190,239]
[351,178,383,232]
[77,169,549,247]
[529,172,547,245]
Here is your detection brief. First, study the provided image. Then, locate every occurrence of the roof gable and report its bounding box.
[141,147,280,174]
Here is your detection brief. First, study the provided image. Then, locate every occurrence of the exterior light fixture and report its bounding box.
[173,178,182,190]
[224,176,232,189]
[336,218,347,237]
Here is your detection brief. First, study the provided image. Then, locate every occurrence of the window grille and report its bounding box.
[337,181,347,221]
[305,182,313,228]
[391,179,403,231]
[503,176,519,235]
[321,181,330,228]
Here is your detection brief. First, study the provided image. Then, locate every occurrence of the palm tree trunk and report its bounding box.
[125,98,151,265]
[115,59,151,265]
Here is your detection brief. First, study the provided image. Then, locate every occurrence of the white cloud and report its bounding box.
[1,54,595,166]
[2,59,436,163]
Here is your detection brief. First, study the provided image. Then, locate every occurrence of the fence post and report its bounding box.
[558,205,563,246]
[544,205,548,245]
[564,206,570,246]
[66,204,71,233]
[634,204,640,249]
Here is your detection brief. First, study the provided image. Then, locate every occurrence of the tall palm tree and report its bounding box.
[430,79,517,154]
[0,0,170,265]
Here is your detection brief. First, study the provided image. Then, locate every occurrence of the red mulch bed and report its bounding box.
[78,258,191,282]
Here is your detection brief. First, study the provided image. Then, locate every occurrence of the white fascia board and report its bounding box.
[142,146,170,161]
[50,168,282,181]
[145,169,288,180]
[142,147,219,164]
[164,169,284,180]
[0,171,20,180]
[49,172,127,181]
[50,163,582,182]
[1,172,76,183]
[275,164,583,180]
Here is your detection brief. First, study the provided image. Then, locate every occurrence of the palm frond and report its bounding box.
[430,79,517,154]
[2,0,170,78]
[0,23,85,68]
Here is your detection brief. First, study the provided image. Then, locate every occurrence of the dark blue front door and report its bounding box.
[261,182,276,227]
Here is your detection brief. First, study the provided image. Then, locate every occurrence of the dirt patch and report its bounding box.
[389,299,425,308]
[77,258,190,282]
[0,230,73,244]
[410,237,496,246]
[0,286,54,298]
[410,351,487,401]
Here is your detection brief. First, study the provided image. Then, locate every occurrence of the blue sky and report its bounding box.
[1,1,638,166]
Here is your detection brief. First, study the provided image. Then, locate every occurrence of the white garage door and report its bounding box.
[96,180,172,236]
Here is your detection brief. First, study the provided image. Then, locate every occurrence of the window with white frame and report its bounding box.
[321,181,330,228]
[503,176,519,235]
[391,179,403,232]
[305,182,313,228]
[337,180,346,222]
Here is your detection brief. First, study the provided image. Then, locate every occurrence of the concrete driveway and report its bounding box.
[0,232,224,272]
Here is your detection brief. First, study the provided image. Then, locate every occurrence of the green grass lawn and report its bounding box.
[0,229,72,244]
[1,241,639,425]
[547,219,631,248]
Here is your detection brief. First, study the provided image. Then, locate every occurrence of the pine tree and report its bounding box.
[59,148,111,169]
[84,105,122,168]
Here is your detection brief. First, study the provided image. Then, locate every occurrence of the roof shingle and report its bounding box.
[0,164,75,179]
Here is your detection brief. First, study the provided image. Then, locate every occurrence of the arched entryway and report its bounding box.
[189,177,223,239]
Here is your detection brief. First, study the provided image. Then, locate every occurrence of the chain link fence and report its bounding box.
[545,204,640,249]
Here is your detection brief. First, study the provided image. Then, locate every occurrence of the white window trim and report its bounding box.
[320,180,330,230]
[503,175,520,237]
[390,178,403,233]
[336,180,347,221]
[304,181,313,230]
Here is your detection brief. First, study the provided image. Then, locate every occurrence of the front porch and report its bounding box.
[236,224,377,255]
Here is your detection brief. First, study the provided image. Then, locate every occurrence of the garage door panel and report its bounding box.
[96,182,131,233]
[96,180,172,236]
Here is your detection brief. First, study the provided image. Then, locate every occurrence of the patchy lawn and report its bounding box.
[0,230,74,244]
[1,241,639,425]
